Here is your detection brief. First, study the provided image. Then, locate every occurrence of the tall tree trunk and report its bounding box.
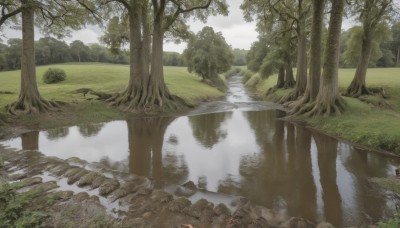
[397,46,399,66]
[277,65,285,88]
[7,5,59,115]
[107,1,187,113]
[301,0,346,117]
[289,0,325,115]
[283,26,296,88]
[345,29,373,97]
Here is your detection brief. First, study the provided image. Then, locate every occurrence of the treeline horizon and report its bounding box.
[0,36,248,72]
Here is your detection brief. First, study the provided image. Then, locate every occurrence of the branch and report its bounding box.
[0,6,21,27]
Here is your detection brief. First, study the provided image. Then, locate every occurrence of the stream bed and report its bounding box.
[1,74,400,226]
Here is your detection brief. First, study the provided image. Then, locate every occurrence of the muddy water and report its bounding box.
[2,75,400,226]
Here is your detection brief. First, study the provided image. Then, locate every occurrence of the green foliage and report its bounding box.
[343,23,392,67]
[43,68,66,84]
[0,157,3,167]
[240,69,254,83]
[232,48,248,66]
[224,67,241,78]
[163,52,185,66]
[184,26,233,82]
[377,213,400,228]
[246,38,269,72]
[0,181,46,228]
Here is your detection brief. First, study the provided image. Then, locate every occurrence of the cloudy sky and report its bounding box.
[2,0,257,53]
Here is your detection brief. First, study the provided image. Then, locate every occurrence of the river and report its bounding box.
[2,74,400,226]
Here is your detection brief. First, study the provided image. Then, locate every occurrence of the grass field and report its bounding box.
[0,63,224,109]
[245,68,400,154]
[0,63,224,130]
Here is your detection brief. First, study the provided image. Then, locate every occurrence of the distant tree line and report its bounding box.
[0,37,130,71]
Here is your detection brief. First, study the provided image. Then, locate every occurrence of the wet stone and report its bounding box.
[91,175,107,189]
[168,197,192,213]
[9,173,28,181]
[99,178,120,196]
[14,176,42,189]
[214,203,232,216]
[31,181,58,192]
[67,169,88,185]
[77,172,101,187]
[174,186,196,197]
[150,190,173,204]
[72,192,91,201]
[316,222,335,228]
[182,180,197,190]
[189,198,215,220]
[280,217,315,228]
[109,181,137,202]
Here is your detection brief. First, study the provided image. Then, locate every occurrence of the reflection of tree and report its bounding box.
[21,131,39,150]
[188,112,231,149]
[341,146,389,222]
[78,123,104,137]
[313,132,342,226]
[45,127,69,140]
[234,110,317,221]
[127,117,188,184]
[98,156,129,173]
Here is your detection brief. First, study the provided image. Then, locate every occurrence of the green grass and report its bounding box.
[244,67,400,154]
[0,63,224,108]
[0,63,224,131]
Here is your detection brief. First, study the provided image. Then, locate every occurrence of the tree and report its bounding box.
[246,38,269,72]
[293,0,346,117]
[70,40,89,62]
[232,48,248,66]
[35,37,71,65]
[392,22,400,66]
[184,26,233,85]
[241,0,312,99]
[4,38,22,70]
[345,0,394,97]
[104,0,228,113]
[290,0,325,115]
[0,0,98,114]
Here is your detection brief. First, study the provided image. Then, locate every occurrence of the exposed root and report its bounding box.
[74,88,113,100]
[107,87,192,114]
[6,95,63,115]
[289,95,346,118]
[345,83,371,98]
[279,89,302,104]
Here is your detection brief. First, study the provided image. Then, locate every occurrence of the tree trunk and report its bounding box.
[277,65,285,88]
[107,1,187,113]
[345,29,373,97]
[283,26,295,88]
[295,32,308,95]
[7,5,59,115]
[301,0,346,117]
[289,0,324,115]
[397,46,399,66]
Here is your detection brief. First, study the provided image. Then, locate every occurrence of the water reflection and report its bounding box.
[45,127,69,141]
[188,112,231,149]
[78,123,104,137]
[3,110,400,226]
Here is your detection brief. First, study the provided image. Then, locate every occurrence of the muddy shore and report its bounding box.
[0,144,340,227]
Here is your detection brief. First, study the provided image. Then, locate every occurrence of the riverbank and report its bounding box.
[0,64,225,139]
[242,68,400,156]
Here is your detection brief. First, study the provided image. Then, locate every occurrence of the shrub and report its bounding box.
[43,68,66,84]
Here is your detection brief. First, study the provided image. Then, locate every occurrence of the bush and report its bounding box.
[43,68,66,84]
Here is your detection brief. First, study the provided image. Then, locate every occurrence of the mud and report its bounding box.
[0,145,336,227]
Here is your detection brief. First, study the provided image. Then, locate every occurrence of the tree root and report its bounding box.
[345,83,371,98]
[284,80,296,89]
[289,95,346,118]
[107,88,192,114]
[279,89,302,104]
[6,96,63,115]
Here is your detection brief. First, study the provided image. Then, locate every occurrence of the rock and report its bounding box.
[316,222,335,228]
[150,190,173,203]
[189,198,215,221]
[99,179,120,196]
[198,176,207,189]
[77,172,101,187]
[31,181,58,192]
[15,176,42,189]
[67,169,88,184]
[280,217,315,228]
[214,203,231,216]
[72,192,90,201]
[174,186,196,197]
[182,181,197,190]
[109,181,137,201]
[91,175,107,189]
[168,197,192,213]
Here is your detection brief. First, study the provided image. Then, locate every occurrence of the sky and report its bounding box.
[1,0,256,53]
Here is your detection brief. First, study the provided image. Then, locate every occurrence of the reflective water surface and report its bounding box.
[2,75,400,226]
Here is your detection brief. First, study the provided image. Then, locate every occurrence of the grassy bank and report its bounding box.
[243,68,400,154]
[0,63,224,131]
